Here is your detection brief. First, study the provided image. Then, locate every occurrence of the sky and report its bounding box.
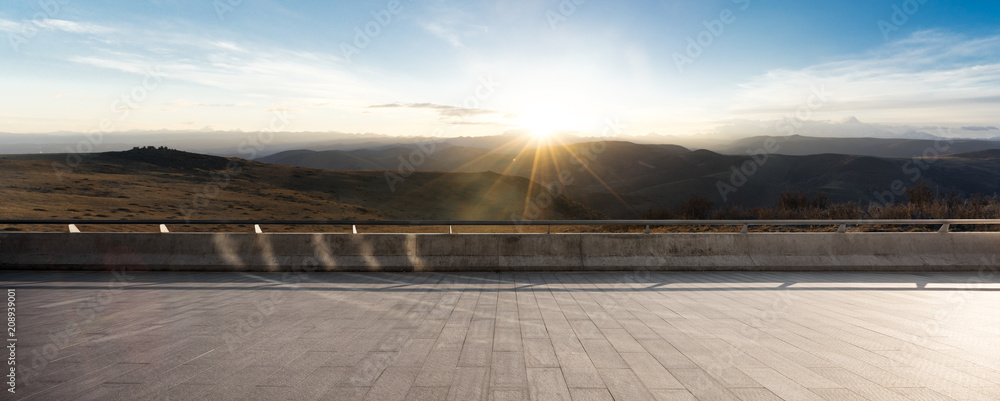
[1,0,999,139]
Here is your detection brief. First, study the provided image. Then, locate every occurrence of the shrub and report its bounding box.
[828,202,861,220]
[641,207,674,220]
[810,192,829,210]
[676,196,714,220]
[905,181,935,206]
[778,191,809,210]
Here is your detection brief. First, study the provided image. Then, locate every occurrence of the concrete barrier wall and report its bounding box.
[1,232,997,272]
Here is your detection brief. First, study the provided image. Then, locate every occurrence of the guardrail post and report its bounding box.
[0,219,993,233]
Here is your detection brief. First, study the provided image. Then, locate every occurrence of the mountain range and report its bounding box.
[261,140,1000,218]
[3,137,999,222]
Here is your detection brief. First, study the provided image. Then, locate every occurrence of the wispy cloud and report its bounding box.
[369,102,501,118]
[0,18,113,34]
[49,93,98,99]
[164,100,256,108]
[421,22,465,47]
[730,31,1000,122]
[62,27,388,107]
[416,4,487,48]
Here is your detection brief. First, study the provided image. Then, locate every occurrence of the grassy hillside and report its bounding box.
[197,141,1000,219]
[711,135,1000,158]
[259,144,517,172]
[460,141,1000,217]
[0,147,605,232]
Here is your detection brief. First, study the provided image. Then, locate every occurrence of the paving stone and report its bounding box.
[568,388,614,401]
[4,271,998,401]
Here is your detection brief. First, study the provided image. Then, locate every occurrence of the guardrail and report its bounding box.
[2,219,1000,233]
[4,219,999,271]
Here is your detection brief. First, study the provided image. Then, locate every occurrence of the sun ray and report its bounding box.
[393,133,551,221]
[549,135,638,217]
[521,137,547,219]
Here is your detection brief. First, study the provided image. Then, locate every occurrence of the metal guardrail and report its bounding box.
[2,219,1000,233]
[1,219,1000,226]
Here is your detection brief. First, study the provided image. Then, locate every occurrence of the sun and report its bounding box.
[511,105,579,138]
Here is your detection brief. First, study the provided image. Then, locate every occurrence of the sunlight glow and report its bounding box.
[510,104,581,138]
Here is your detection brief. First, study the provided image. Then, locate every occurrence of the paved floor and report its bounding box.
[2,271,999,401]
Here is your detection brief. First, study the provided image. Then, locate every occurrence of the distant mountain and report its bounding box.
[258,140,1000,218]
[260,145,514,172]
[9,142,998,221]
[504,142,1000,217]
[708,135,1000,158]
[939,148,1000,160]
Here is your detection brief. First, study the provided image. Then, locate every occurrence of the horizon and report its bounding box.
[2,1,1000,140]
[5,3,1000,399]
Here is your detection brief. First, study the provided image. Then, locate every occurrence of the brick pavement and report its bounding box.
[2,271,998,400]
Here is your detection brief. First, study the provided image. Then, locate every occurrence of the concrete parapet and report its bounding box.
[1,232,997,271]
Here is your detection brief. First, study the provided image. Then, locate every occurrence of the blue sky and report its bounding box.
[1,0,999,138]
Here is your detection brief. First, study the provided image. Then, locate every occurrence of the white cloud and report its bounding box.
[729,31,1000,124]
[35,19,113,34]
[369,102,501,118]
[0,17,388,109]
[0,18,112,34]
[65,31,391,108]
[422,23,464,47]
[163,100,255,108]
[417,5,488,48]
[211,41,247,53]
[0,19,19,32]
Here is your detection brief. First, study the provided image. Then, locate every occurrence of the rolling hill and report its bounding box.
[0,147,605,232]
[709,135,1000,158]
[257,140,1000,218]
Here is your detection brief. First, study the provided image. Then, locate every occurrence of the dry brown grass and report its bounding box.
[0,150,603,233]
[2,150,998,234]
